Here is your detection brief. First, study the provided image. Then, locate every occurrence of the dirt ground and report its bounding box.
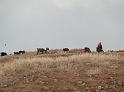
[0,50,124,92]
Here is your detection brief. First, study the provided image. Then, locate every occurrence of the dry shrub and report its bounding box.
[1,53,121,76]
[69,48,84,53]
[0,51,124,92]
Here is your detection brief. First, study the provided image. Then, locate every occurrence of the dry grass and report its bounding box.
[0,49,124,92]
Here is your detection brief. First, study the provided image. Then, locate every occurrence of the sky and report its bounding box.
[0,0,124,54]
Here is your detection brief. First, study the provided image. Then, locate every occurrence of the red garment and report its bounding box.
[98,42,102,47]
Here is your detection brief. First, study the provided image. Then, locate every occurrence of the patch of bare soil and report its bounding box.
[0,51,124,92]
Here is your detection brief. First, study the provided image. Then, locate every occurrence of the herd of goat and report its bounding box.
[1,47,124,56]
[0,47,91,56]
[37,47,92,54]
[1,50,25,56]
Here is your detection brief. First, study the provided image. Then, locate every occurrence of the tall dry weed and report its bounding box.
[0,52,124,92]
[0,53,121,75]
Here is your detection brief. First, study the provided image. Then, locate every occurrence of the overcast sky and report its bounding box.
[0,0,124,54]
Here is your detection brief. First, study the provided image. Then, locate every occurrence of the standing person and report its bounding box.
[96,42,103,52]
[98,42,102,50]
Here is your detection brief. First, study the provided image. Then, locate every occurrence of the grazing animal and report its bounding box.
[84,47,91,53]
[37,47,49,54]
[46,47,49,51]
[118,50,124,52]
[1,52,7,56]
[108,50,124,52]
[96,47,104,53]
[14,52,20,55]
[19,50,25,54]
[63,48,69,52]
[108,50,113,52]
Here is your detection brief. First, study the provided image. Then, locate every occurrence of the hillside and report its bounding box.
[0,49,124,92]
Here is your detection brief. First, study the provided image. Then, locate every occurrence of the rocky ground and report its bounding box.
[0,50,124,92]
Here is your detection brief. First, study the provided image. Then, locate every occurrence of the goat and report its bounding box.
[14,52,20,55]
[19,50,25,54]
[63,48,69,52]
[37,47,49,54]
[1,52,7,56]
[84,47,91,53]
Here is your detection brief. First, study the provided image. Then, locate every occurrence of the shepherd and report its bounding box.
[98,42,102,50]
[96,42,104,52]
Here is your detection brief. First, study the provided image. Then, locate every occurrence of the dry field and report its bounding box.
[0,49,124,92]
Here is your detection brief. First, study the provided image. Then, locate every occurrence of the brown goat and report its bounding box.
[37,47,49,54]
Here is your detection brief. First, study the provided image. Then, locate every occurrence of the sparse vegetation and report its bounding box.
[0,49,124,92]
